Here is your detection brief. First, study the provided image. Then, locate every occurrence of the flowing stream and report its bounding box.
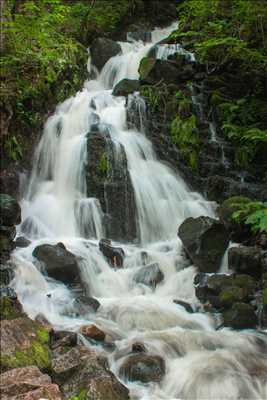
[11,23,267,400]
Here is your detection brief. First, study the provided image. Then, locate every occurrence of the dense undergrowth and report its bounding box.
[173,0,267,176]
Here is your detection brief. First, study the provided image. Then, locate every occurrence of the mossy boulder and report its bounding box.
[112,79,140,97]
[90,38,121,71]
[1,317,51,373]
[217,196,252,241]
[0,194,21,226]
[228,246,264,278]
[138,57,156,81]
[0,294,23,320]
[219,286,246,308]
[178,216,229,273]
[223,302,257,329]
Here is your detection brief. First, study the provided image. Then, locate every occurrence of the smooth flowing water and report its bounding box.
[11,23,267,400]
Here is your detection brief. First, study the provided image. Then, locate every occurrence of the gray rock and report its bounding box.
[0,194,21,226]
[119,353,165,383]
[113,79,140,97]
[133,262,164,288]
[178,216,229,273]
[90,38,121,71]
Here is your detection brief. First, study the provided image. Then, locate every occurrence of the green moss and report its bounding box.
[0,297,22,320]
[263,288,267,308]
[1,339,51,372]
[70,389,87,400]
[37,328,50,344]
[140,86,160,112]
[219,286,244,308]
[138,57,155,80]
[98,153,109,177]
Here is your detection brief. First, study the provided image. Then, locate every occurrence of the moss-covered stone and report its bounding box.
[0,296,23,320]
[223,302,257,329]
[219,286,245,308]
[138,57,156,81]
[263,288,267,310]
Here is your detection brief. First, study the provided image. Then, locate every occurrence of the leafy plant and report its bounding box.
[232,201,267,233]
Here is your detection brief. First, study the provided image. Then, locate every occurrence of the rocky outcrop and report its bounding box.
[0,366,62,400]
[0,193,21,264]
[228,246,264,278]
[133,262,164,288]
[99,239,125,268]
[223,302,258,329]
[113,79,140,97]
[32,242,80,285]
[52,345,129,400]
[119,353,165,383]
[178,216,229,273]
[86,127,136,241]
[90,38,121,71]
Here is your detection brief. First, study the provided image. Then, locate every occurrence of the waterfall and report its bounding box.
[12,22,267,400]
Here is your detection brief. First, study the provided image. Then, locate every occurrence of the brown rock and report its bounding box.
[0,366,62,400]
[80,324,106,341]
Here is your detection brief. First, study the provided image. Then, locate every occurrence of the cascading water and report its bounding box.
[11,23,267,400]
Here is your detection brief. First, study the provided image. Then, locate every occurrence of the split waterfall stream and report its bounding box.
[11,23,267,400]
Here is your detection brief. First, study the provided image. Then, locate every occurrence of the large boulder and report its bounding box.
[119,353,165,383]
[133,262,164,288]
[52,345,129,400]
[228,246,264,278]
[139,57,194,85]
[113,79,140,97]
[90,38,121,71]
[178,216,229,273]
[0,194,21,226]
[195,273,257,309]
[223,302,258,329]
[32,242,80,285]
[0,366,62,400]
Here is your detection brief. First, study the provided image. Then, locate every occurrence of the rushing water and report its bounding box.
[11,23,267,400]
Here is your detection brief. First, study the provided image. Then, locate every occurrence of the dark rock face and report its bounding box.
[228,246,264,279]
[0,193,21,263]
[15,236,31,248]
[86,129,136,241]
[178,216,229,273]
[99,239,125,268]
[52,345,129,400]
[139,57,194,85]
[32,242,80,285]
[119,353,165,383]
[133,262,164,288]
[0,194,21,226]
[223,302,258,329]
[90,38,121,71]
[113,79,140,97]
[195,272,257,310]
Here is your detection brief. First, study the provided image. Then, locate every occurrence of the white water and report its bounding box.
[12,24,267,400]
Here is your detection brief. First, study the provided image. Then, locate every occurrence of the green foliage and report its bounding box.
[171,114,199,170]
[232,201,267,233]
[98,153,109,177]
[70,389,87,400]
[4,135,23,161]
[140,86,160,112]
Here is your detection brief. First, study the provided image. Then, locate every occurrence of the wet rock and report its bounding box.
[173,299,194,313]
[0,265,14,287]
[113,79,140,97]
[0,169,20,199]
[132,342,147,353]
[32,242,81,285]
[0,366,62,400]
[217,196,252,241]
[86,130,136,241]
[127,25,152,42]
[52,345,129,400]
[133,262,164,288]
[73,295,100,315]
[228,246,264,278]
[49,330,78,353]
[80,324,106,342]
[0,193,21,226]
[119,353,165,383]
[99,239,125,268]
[15,236,31,248]
[1,316,51,372]
[139,57,193,85]
[178,216,229,273]
[195,273,257,309]
[90,38,121,71]
[223,302,258,329]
